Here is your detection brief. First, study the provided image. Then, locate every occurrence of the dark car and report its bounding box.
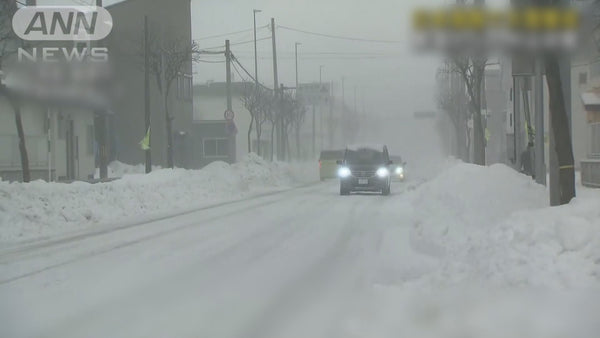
[336,145,393,195]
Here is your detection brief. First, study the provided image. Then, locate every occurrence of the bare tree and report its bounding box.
[255,88,273,157]
[0,0,30,182]
[241,84,259,154]
[265,93,278,161]
[142,25,201,168]
[278,92,305,160]
[436,64,470,161]
[241,85,272,156]
[450,55,487,165]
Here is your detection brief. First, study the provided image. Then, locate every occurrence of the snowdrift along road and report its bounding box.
[1,159,600,338]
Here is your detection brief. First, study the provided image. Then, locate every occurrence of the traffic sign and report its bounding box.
[224,109,235,121]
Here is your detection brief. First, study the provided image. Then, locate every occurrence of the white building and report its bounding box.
[0,97,96,182]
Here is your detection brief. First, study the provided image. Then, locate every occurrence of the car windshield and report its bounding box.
[344,149,385,165]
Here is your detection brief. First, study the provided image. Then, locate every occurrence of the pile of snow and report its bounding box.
[0,154,317,244]
[365,162,600,337]
[93,161,161,179]
[404,163,600,290]
[408,163,547,259]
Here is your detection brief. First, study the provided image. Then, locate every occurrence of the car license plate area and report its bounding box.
[358,178,368,185]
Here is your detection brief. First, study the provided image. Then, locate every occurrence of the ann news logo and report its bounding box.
[12,6,113,62]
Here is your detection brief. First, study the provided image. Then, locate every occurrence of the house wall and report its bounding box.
[106,0,193,168]
[571,64,592,166]
[0,97,95,182]
[194,82,275,161]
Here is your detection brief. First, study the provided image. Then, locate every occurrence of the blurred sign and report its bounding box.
[224,109,234,120]
[512,56,535,76]
[226,120,237,135]
[297,83,329,105]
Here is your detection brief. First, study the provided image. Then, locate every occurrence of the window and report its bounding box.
[177,73,192,100]
[579,72,588,85]
[203,138,228,158]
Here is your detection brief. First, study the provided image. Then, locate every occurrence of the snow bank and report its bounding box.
[93,161,161,179]
[367,161,600,337]
[0,154,317,244]
[404,162,600,290]
[408,163,547,258]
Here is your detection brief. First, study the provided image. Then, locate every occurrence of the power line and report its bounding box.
[277,25,401,44]
[230,61,248,83]
[196,59,226,63]
[200,36,271,50]
[230,54,273,91]
[198,50,226,55]
[196,25,268,41]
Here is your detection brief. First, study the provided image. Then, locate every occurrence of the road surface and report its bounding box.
[0,180,434,338]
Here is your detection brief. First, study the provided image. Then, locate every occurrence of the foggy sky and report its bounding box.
[191,0,444,117]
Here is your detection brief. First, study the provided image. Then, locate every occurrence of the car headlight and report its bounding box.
[395,166,404,175]
[338,167,351,178]
[376,167,389,178]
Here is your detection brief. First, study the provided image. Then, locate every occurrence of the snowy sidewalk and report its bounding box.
[0,154,318,245]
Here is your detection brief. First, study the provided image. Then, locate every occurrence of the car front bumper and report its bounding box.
[341,176,389,191]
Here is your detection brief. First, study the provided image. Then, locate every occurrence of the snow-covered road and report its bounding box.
[2,168,600,338]
[1,181,431,338]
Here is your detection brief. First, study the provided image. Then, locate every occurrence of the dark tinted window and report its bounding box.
[344,148,385,165]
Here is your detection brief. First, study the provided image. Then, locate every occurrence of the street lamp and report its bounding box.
[253,9,262,87]
[319,65,324,86]
[295,42,301,91]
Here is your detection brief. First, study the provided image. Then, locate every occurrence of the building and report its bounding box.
[193,81,271,164]
[0,96,97,182]
[484,66,510,166]
[105,0,194,168]
[571,0,600,187]
[0,0,98,182]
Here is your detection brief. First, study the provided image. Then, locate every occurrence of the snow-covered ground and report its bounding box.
[1,160,599,338]
[0,154,318,244]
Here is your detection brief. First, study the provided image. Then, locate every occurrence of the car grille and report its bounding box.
[353,170,375,178]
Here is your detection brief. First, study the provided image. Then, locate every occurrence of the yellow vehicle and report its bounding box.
[319,150,344,181]
[390,155,406,181]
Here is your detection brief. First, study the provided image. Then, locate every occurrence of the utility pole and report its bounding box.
[341,77,345,109]
[96,0,108,179]
[354,86,357,113]
[312,105,316,157]
[319,65,324,149]
[225,40,232,111]
[280,83,286,160]
[253,9,261,89]
[295,42,301,90]
[341,76,346,144]
[329,80,334,148]
[534,58,546,185]
[271,18,281,160]
[548,53,573,205]
[143,15,151,174]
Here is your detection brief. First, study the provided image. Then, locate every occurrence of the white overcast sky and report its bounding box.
[191,0,443,116]
[36,0,507,116]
